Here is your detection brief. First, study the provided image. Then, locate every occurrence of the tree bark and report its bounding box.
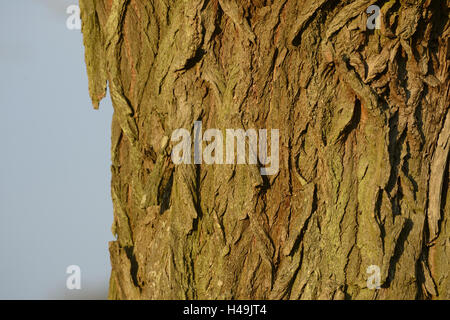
[80,0,449,299]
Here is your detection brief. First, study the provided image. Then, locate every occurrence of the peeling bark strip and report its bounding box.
[80,0,450,299]
[428,113,450,242]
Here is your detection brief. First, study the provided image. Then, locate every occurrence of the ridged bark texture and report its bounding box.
[80,0,449,299]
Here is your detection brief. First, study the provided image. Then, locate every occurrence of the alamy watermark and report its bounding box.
[367,5,381,30]
[366,265,381,289]
[171,121,279,176]
[66,265,81,290]
[66,5,81,30]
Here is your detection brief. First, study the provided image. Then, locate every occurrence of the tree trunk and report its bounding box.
[80,0,449,300]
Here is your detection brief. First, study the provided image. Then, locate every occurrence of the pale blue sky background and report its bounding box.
[0,1,114,299]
